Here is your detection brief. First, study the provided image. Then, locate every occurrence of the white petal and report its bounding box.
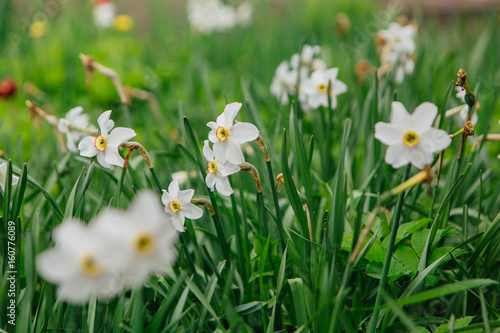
[171,214,185,232]
[213,141,228,162]
[215,174,234,196]
[409,146,434,169]
[11,174,19,186]
[103,147,124,167]
[97,110,114,137]
[206,174,216,191]
[419,128,452,153]
[78,136,98,157]
[207,121,218,131]
[36,250,79,283]
[177,188,194,204]
[219,161,240,176]
[225,140,245,165]
[58,277,94,304]
[181,203,203,220]
[221,102,242,127]
[390,102,412,129]
[385,144,411,169]
[203,140,214,162]
[374,122,403,145]
[411,102,438,133]
[332,79,348,96]
[107,127,136,146]
[168,179,180,197]
[230,122,259,144]
[97,151,113,170]
[325,67,339,81]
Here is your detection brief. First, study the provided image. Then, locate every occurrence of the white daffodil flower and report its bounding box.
[375,101,452,169]
[58,106,97,153]
[270,61,297,104]
[378,22,416,55]
[92,190,178,288]
[0,162,19,192]
[161,178,203,232]
[36,219,124,304]
[300,68,348,110]
[207,102,259,165]
[93,1,117,29]
[78,110,136,170]
[203,140,240,196]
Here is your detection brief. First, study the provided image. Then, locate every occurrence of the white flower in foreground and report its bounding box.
[92,190,178,288]
[207,102,259,164]
[161,179,203,232]
[0,162,19,192]
[300,68,348,109]
[375,102,452,169]
[78,110,136,170]
[36,219,124,304]
[93,1,117,29]
[203,140,240,196]
[270,61,297,104]
[58,106,97,153]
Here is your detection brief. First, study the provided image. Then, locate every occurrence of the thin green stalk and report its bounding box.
[368,165,411,333]
[230,191,247,287]
[266,160,287,248]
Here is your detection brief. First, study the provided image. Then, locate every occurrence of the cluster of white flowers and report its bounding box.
[203,102,259,196]
[270,44,347,110]
[455,87,478,125]
[36,190,178,304]
[0,162,19,192]
[375,101,451,169]
[187,0,253,34]
[377,22,416,84]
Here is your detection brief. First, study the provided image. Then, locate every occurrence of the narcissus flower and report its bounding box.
[78,110,136,170]
[59,106,97,153]
[375,102,451,169]
[36,219,124,304]
[207,102,259,165]
[203,140,240,196]
[300,68,347,109]
[0,162,19,191]
[92,190,178,288]
[161,179,203,232]
[270,61,297,104]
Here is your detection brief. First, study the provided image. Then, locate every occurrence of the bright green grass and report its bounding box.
[1,0,500,332]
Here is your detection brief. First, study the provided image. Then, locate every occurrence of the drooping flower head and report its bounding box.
[36,219,124,304]
[375,102,452,169]
[58,106,97,153]
[0,162,19,192]
[78,110,136,170]
[300,68,348,110]
[203,140,240,196]
[92,190,178,288]
[161,179,203,232]
[207,102,259,165]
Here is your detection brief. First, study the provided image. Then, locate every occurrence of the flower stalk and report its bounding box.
[191,198,216,216]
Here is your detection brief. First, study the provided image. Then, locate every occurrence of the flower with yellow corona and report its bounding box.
[375,101,451,169]
[78,110,136,169]
[203,140,240,196]
[161,179,203,232]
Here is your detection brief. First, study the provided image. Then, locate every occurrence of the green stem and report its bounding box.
[368,165,411,333]
[149,167,163,194]
[257,192,268,235]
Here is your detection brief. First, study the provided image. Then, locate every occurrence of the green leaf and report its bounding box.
[435,316,478,333]
[395,245,419,273]
[289,278,308,332]
[365,259,413,281]
[411,228,455,257]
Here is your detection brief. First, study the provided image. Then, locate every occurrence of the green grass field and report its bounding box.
[1,0,500,332]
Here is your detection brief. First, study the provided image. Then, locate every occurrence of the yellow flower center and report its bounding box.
[207,161,218,174]
[317,83,328,94]
[403,130,419,147]
[81,255,103,277]
[168,200,180,213]
[94,135,107,151]
[135,233,156,256]
[216,126,229,142]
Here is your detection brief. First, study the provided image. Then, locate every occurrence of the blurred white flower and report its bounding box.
[377,22,416,84]
[36,219,124,304]
[236,2,253,26]
[92,190,178,288]
[161,179,203,232]
[455,87,478,125]
[375,102,452,169]
[58,106,97,153]
[0,162,19,192]
[203,140,240,196]
[300,68,347,109]
[187,0,251,34]
[207,102,259,165]
[78,110,136,170]
[93,1,117,29]
[270,61,297,104]
[171,170,189,186]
